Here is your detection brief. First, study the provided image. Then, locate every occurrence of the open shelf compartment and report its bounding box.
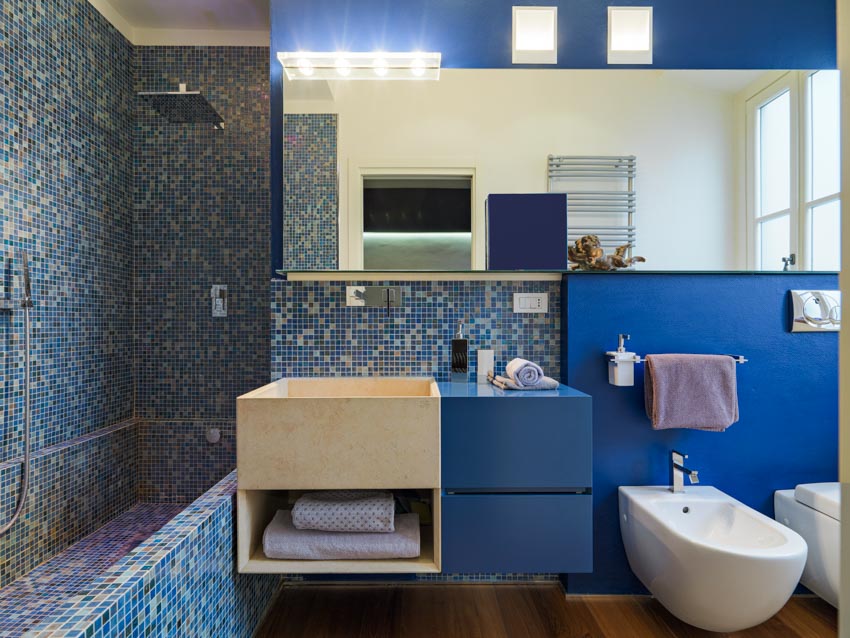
[237,488,441,574]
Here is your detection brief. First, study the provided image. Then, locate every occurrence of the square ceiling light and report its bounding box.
[608,6,653,65]
[512,6,558,64]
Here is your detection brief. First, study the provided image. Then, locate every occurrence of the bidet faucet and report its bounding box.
[671,450,699,493]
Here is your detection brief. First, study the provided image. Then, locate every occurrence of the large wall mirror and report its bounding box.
[282,68,840,272]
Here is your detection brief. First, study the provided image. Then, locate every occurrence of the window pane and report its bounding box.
[810,70,841,201]
[811,200,841,271]
[759,214,790,270]
[759,91,791,216]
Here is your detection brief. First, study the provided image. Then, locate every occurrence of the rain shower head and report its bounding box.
[139,83,224,129]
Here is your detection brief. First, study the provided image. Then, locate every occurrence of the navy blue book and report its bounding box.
[485,193,568,270]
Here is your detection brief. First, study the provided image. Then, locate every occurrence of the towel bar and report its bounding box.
[604,353,748,364]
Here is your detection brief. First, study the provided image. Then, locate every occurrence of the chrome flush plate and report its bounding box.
[789,290,841,332]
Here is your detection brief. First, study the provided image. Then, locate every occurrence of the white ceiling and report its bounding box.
[88,0,270,45]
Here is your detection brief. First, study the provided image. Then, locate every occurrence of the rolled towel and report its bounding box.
[644,354,739,431]
[292,490,395,533]
[488,372,559,391]
[263,511,420,560]
[505,358,545,387]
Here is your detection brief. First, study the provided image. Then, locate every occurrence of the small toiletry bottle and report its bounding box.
[477,349,495,384]
[451,321,469,383]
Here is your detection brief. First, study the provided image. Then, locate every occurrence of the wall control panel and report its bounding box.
[513,292,548,314]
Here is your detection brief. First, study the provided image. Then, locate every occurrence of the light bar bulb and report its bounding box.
[297,58,313,76]
[335,57,351,77]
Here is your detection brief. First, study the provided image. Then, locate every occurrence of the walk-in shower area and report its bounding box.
[1,2,275,635]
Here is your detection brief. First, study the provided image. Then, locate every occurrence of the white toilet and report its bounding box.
[774,482,840,608]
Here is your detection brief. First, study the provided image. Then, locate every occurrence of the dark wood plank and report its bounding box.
[768,597,837,638]
[255,585,837,638]
[494,584,561,638]
[393,583,453,638]
[585,595,679,638]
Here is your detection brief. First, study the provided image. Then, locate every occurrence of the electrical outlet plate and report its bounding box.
[513,292,548,313]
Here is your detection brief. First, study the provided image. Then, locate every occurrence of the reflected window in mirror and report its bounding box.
[747,70,840,271]
[362,177,472,270]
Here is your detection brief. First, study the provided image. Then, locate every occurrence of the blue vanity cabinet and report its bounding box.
[438,383,592,573]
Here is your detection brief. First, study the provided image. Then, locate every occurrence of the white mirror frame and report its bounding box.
[343,158,480,269]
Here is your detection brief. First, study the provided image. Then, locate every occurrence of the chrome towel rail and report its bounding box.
[548,155,637,259]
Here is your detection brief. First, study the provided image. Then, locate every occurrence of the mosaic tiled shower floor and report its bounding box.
[0,503,184,636]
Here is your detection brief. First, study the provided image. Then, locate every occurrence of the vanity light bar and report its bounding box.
[278,52,441,81]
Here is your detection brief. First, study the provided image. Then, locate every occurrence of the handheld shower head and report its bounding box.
[18,249,33,308]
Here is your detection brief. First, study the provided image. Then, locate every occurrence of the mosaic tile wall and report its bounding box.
[271,279,561,381]
[138,420,236,504]
[0,0,136,588]
[35,472,280,637]
[134,47,271,421]
[0,0,135,459]
[283,114,339,270]
[0,420,138,589]
[0,502,183,636]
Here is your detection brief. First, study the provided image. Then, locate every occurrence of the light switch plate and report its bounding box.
[513,292,548,313]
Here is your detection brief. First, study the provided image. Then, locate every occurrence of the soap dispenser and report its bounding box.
[606,333,641,386]
[451,321,469,383]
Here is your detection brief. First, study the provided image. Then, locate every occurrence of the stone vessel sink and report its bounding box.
[236,377,441,490]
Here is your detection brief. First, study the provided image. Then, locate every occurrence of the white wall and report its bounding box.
[838,0,850,633]
[286,69,745,270]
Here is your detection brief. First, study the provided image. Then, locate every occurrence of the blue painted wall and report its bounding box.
[269,0,837,273]
[562,273,839,593]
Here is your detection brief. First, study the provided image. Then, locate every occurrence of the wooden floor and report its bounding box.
[255,584,837,638]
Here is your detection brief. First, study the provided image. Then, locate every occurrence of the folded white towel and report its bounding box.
[505,358,545,387]
[292,490,395,533]
[263,510,420,560]
[488,372,559,391]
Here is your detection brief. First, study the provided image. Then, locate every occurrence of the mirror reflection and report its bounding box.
[283,69,840,272]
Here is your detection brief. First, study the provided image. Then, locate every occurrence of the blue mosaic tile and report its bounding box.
[0,0,135,589]
[271,279,561,382]
[0,420,138,589]
[32,471,279,638]
[0,0,135,458]
[134,47,271,421]
[0,503,182,636]
[283,114,338,270]
[138,420,236,504]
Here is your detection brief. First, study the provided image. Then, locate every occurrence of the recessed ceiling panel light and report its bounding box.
[512,6,558,64]
[608,6,653,65]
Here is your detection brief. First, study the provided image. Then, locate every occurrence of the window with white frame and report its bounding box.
[747,70,841,271]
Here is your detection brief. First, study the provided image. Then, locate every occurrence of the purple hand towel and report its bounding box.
[644,354,739,431]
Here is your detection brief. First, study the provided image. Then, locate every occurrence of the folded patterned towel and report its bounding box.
[263,511,420,560]
[292,490,395,533]
[505,358,545,387]
[488,372,559,391]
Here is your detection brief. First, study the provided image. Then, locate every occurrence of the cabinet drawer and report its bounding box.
[441,396,591,489]
[441,493,591,573]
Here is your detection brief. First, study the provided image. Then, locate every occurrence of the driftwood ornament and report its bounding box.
[567,234,646,271]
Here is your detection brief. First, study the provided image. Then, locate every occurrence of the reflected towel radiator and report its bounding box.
[547,155,637,258]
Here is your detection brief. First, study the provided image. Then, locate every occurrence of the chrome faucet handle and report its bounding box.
[671,450,687,463]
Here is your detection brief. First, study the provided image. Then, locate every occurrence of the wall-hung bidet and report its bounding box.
[774,482,839,607]
[619,463,807,631]
[0,250,34,535]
